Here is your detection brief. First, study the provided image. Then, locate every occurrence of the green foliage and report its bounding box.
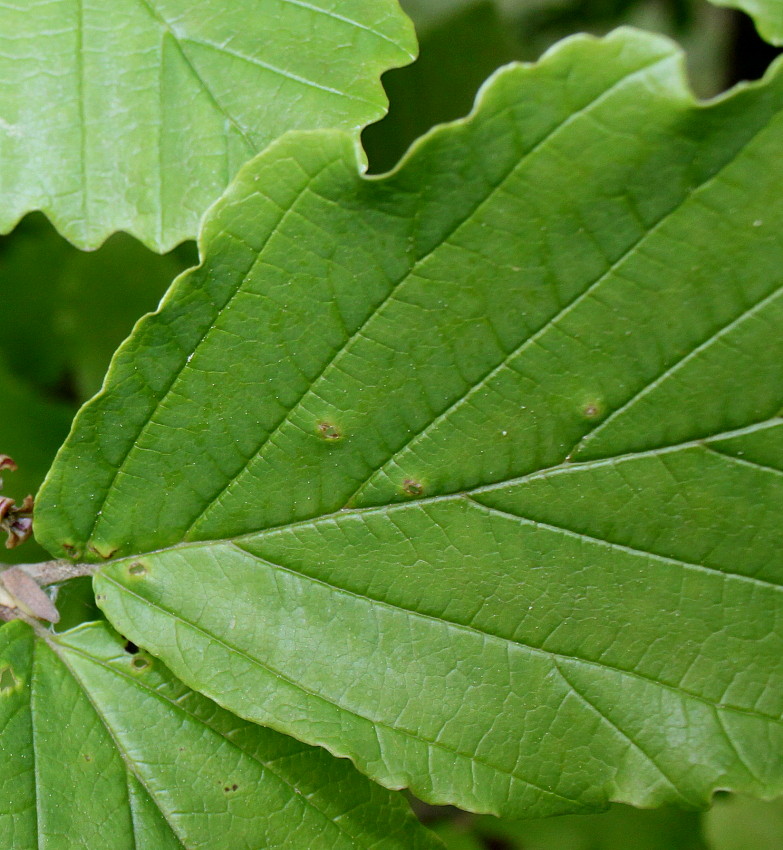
[433,803,709,849]
[0,619,439,849]
[37,26,783,820]
[710,0,783,44]
[0,0,415,250]
[1,1,782,846]
[703,794,783,849]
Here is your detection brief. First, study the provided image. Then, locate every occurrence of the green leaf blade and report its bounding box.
[38,28,783,818]
[0,620,442,849]
[0,0,415,251]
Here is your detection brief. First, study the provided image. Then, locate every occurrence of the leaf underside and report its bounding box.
[38,28,783,818]
[0,0,415,251]
[0,620,440,849]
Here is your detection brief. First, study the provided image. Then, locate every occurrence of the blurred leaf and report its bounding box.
[429,821,485,850]
[709,0,783,45]
[56,233,196,399]
[0,215,73,390]
[0,358,72,566]
[52,576,104,632]
[703,795,783,849]
[364,1,517,172]
[472,804,708,849]
[367,0,731,173]
[0,0,416,250]
[0,217,195,402]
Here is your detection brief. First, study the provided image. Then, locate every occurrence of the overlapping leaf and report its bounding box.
[0,619,440,849]
[0,0,415,250]
[38,29,783,818]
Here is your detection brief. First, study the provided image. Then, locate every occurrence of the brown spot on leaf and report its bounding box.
[581,399,604,419]
[402,479,424,497]
[88,544,118,560]
[317,422,342,441]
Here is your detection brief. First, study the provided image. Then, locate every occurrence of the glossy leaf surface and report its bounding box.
[0,620,440,849]
[0,0,415,250]
[38,29,783,818]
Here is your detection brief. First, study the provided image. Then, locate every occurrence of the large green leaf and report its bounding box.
[0,0,415,251]
[37,28,783,818]
[0,619,441,849]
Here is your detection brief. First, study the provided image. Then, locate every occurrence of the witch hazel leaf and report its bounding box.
[36,28,783,818]
[0,0,415,251]
[0,619,442,849]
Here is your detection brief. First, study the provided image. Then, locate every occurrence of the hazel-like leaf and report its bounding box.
[38,28,783,818]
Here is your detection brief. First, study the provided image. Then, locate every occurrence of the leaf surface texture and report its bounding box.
[38,29,783,817]
[0,0,415,249]
[0,620,440,849]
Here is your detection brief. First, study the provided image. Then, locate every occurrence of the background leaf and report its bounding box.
[708,0,783,45]
[0,619,442,849]
[0,214,195,402]
[0,0,415,251]
[702,794,783,849]
[0,361,72,565]
[38,28,783,818]
[363,0,735,172]
[429,803,708,849]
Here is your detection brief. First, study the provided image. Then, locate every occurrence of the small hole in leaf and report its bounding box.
[402,478,424,497]
[124,640,139,655]
[128,562,147,577]
[131,656,150,672]
[0,666,19,693]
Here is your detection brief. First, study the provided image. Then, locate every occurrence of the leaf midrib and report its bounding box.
[115,415,783,598]
[181,51,680,540]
